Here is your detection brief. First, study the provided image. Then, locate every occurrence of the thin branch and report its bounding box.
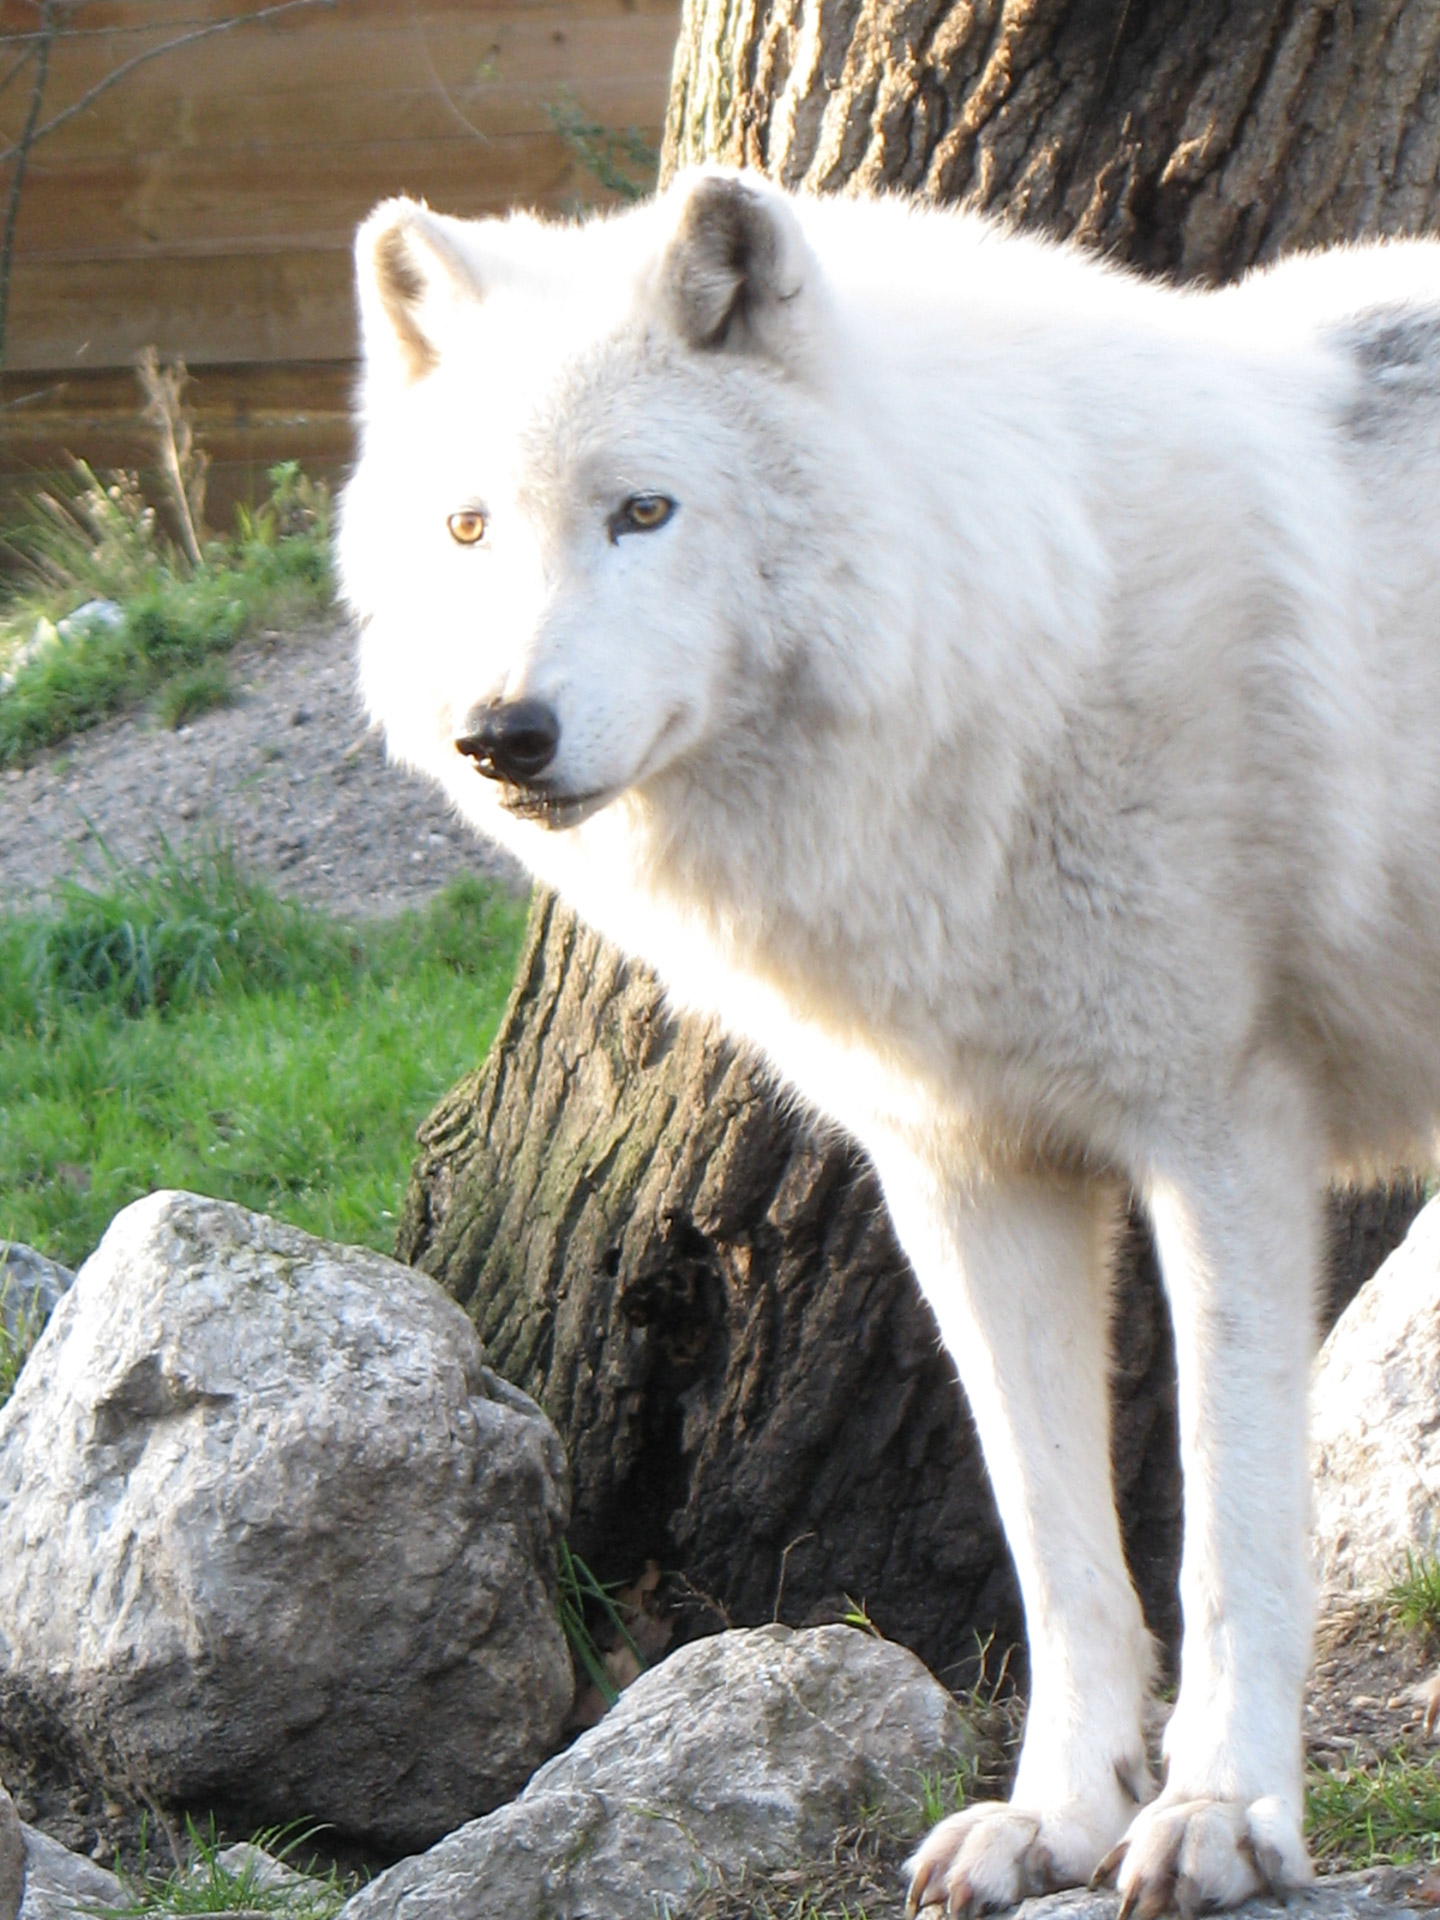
[0,0,336,165]
[0,0,52,371]
[0,13,280,46]
[0,48,38,107]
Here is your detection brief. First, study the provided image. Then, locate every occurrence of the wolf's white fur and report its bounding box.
[340,171,1440,1915]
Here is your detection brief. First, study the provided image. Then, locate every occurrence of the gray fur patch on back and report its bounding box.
[1333,302,1440,441]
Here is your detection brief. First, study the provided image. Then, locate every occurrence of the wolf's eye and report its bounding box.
[447,510,488,546]
[612,494,675,539]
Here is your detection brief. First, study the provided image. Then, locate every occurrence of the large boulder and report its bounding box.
[0,1191,572,1850]
[341,1622,975,1920]
[1312,1196,1440,1595]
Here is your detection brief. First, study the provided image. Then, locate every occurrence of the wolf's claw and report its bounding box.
[1090,1840,1127,1890]
[1423,1672,1440,1740]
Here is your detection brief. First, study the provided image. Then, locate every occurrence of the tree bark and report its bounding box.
[399,0,1436,1677]
[664,0,1440,277]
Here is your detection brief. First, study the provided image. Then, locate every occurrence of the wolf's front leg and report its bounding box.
[1103,1116,1321,1920]
[877,1160,1154,1916]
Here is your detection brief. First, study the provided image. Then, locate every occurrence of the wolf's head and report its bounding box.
[339,171,906,857]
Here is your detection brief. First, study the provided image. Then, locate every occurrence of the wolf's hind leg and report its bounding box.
[880,1162,1153,1916]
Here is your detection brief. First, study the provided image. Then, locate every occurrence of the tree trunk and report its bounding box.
[664,0,1440,276]
[398,0,1436,1678]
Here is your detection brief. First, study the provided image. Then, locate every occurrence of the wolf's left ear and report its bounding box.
[355,197,483,385]
[654,172,818,363]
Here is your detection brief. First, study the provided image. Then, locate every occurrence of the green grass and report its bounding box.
[155,660,235,730]
[0,850,526,1348]
[1307,1754,1440,1871]
[1389,1554,1440,1640]
[101,1817,348,1918]
[0,461,333,767]
[0,1285,43,1404]
[556,1542,649,1707]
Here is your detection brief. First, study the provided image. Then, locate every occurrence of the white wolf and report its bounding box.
[339,169,1440,1917]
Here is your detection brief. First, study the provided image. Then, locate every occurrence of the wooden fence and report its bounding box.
[0,0,679,514]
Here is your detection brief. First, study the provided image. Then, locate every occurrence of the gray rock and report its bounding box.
[0,1190,573,1851]
[205,1842,337,1912]
[341,1622,975,1920]
[1312,1196,1440,1594]
[17,1824,122,1920]
[0,1245,73,1350]
[1007,1873,1426,1920]
[212,1841,317,1892]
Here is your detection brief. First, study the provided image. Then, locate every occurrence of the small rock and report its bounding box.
[17,1824,121,1920]
[0,1191,573,1851]
[0,1783,22,1920]
[0,1245,73,1350]
[341,1622,975,1920]
[212,1841,312,1890]
[56,600,124,640]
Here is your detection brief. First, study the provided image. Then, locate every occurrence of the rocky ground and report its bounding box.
[0,618,522,920]
[1308,1598,1437,1772]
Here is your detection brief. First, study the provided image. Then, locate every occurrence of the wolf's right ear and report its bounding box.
[355,197,482,385]
[654,171,818,364]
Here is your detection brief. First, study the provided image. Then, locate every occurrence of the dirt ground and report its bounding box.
[0,618,522,920]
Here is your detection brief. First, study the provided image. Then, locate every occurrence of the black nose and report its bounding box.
[455,699,561,786]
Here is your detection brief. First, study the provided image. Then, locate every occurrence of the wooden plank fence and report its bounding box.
[0,0,678,516]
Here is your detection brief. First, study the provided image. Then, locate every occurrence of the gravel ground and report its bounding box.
[0,619,522,919]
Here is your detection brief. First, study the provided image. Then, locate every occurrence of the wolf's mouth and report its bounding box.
[496,783,609,830]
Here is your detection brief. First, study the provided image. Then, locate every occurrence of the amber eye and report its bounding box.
[612,494,675,539]
[447,510,487,546]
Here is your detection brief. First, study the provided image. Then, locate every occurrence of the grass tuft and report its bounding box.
[1389,1554,1440,1641]
[20,840,359,1025]
[556,1542,649,1707]
[0,459,333,767]
[156,661,235,730]
[101,1815,348,1918]
[1307,1754,1440,1871]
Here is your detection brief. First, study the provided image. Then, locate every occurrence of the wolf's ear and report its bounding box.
[655,172,816,361]
[355,197,482,384]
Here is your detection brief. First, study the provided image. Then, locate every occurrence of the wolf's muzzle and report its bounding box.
[455,698,560,786]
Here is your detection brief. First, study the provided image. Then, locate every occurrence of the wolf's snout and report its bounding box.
[455,699,561,785]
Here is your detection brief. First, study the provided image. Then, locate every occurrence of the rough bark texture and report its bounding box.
[400,0,1438,1680]
[664,0,1440,278]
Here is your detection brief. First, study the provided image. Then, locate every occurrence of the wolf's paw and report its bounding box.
[1096,1795,1311,1920]
[905,1802,1112,1915]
